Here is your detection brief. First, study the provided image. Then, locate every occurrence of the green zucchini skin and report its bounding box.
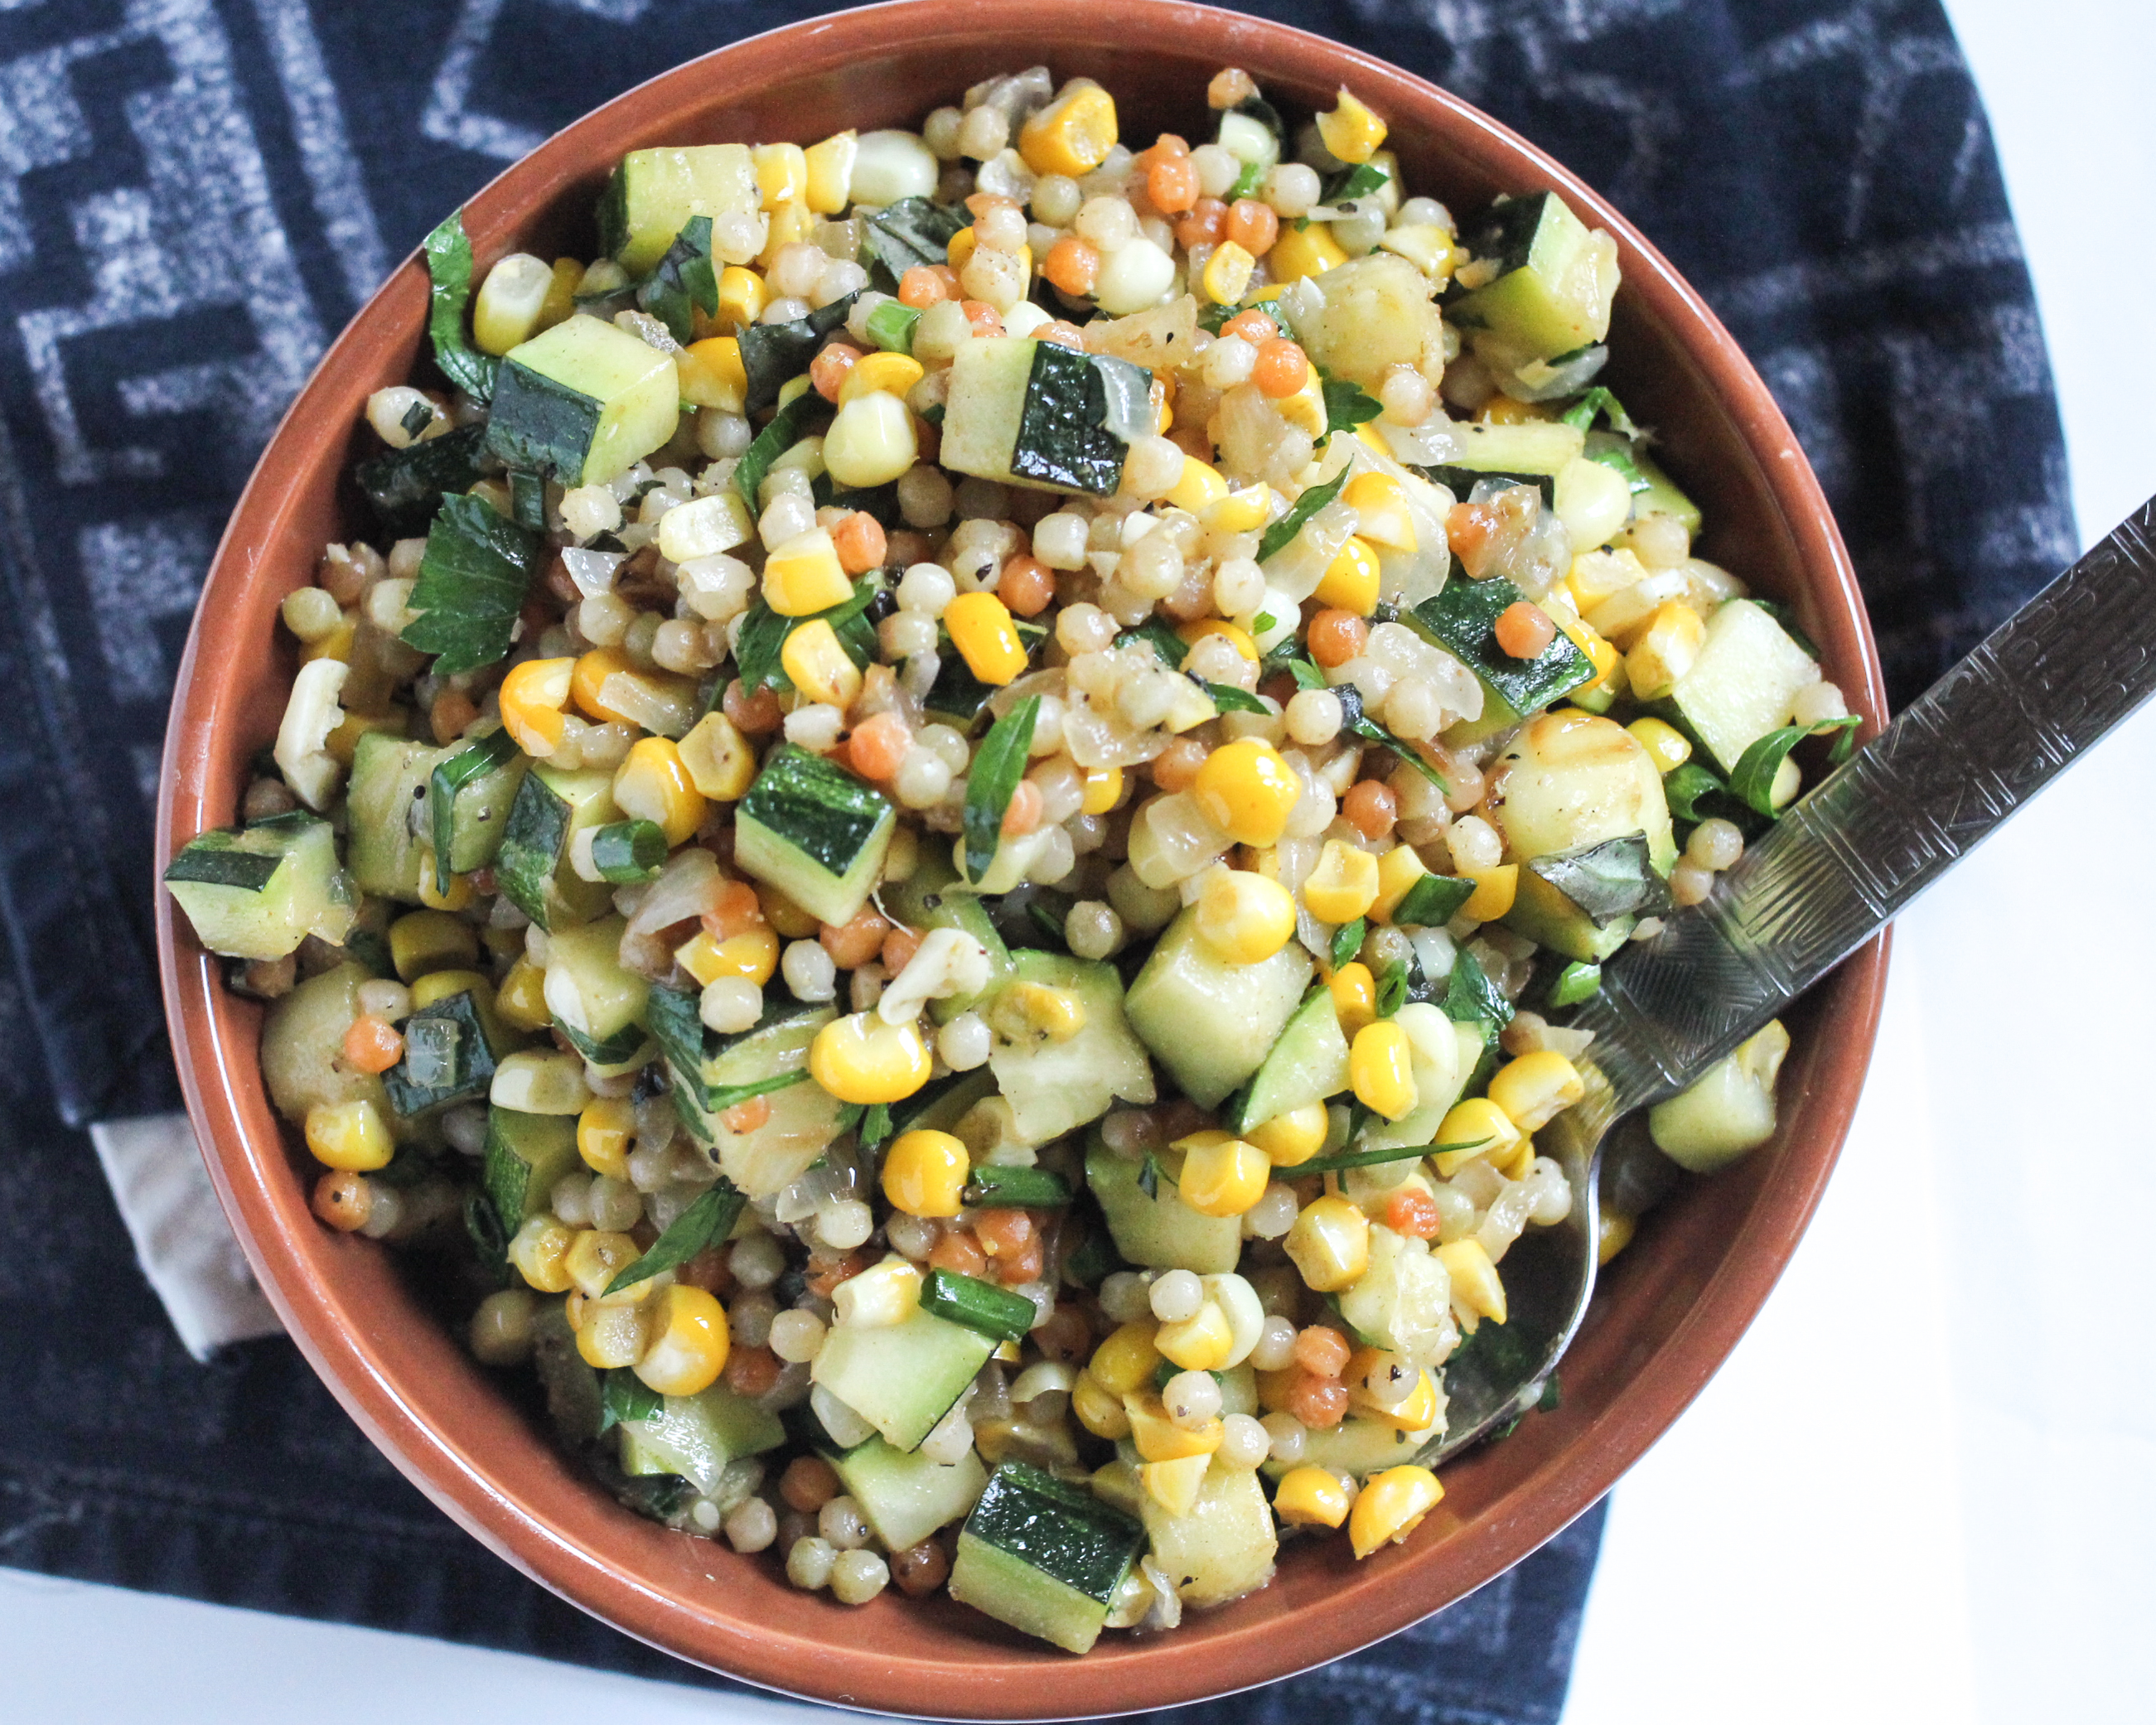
[732,744,895,927]
[494,763,618,931]
[948,1462,1146,1654]
[163,813,355,960]
[482,1107,580,1229]
[382,990,500,1118]
[1410,573,1594,742]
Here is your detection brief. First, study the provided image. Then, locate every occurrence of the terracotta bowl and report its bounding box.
[157,1,1888,1713]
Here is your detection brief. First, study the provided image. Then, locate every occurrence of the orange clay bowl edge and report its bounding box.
[155,2,1888,1716]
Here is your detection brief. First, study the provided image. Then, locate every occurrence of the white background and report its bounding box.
[6,2,2153,1718]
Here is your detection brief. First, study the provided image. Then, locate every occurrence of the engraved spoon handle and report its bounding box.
[1578,496,2156,1108]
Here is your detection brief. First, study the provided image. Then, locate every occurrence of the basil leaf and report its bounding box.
[738,294,860,412]
[355,425,487,539]
[597,1368,665,1433]
[862,198,968,284]
[1322,378,1384,443]
[427,725,520,894]
[1334,683,1448,792]
[1661,760,1731,824]
[1292,1136,1490,1178]
[602,1179,745,1295]
[1137,1153,1162,1201]
[401,493,539,674]
[964,696,1040,885]
[1206,682,1269,714]
[1331,917,1367,969]
[636,215,718,342]
[420,210,496,402]
[1321,162,1391,204]
[734,389,831,508]
[1117,617,1189,669]
[1441,945,1514,1037]
[1560,386,1638,437]
[1258,468,1350,563]
[1529,834,1670,926]
[736,574,886,696]
[1375,958,1409,1017]
[1728,715,1861,817]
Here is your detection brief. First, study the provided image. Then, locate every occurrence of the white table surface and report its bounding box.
[7,2,2152,1718]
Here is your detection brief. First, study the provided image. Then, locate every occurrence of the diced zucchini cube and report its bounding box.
[941,339,1150,497]
[984,950,1156,1143]
[949,1463,1146,1655]
[494,762,618,931]
[1124,905,1312,1108]
[618,1381,786,1497]
[484,315,681,486]
[1411,573,1595,744]
[1659,598,1823,774]
[482,1106,580,1227]
[597,145,757,274]
[1450,191,1619,362]
[732,744,894,927]
[163,812,355,960]
[540,914,650,1065]
[810,1305,997,1452]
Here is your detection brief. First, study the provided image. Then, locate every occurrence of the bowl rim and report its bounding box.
[155,1,1889,1713]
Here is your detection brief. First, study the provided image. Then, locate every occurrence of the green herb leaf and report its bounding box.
[400,493,539,674]
[964,696,1040,885]
[1729,715,1861,817]
[859,1103,893,1148]
[704,1068,812,1115]
[399,398,436,439]
[1661,761,1731,824]
[1375,958,1409,1017]
[1334,683,1448,791]
[1137,1152,1162,1201]
[1528,834,1671,926]
[1331,917,1367,969]
[861,197,969,283]
[1116,616,1190,669]
[1024,898,1067,949]
[1560,386,1637,437]
[1259,638,1328,691]
[1206,682,1270,714]
[1292,1136,1489,1177]
[1321,162,1392,204]
[734,390,831,508]
[597,1368,665,1433]
[1322,378,1384,443]
[1197,300,1235,335]
[1258,468,1350,563]
[420,210,497,402]
[738,294,861,411]
[602,1181,746,1296]
[734,573,884,696]
[1441,945,1514,1038]
[1537,1374,1563,1412]
[355,425,488,538]
[1584,438,1649,493]
[636,215,718,342]
[427,725,520,893]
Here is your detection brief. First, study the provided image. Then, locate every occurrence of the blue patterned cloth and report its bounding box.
[0,2,2068,1718]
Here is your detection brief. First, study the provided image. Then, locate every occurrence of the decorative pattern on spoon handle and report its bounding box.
[1581,496,2156,1107]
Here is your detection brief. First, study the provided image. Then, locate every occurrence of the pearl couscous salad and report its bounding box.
[167,65,1843,1650]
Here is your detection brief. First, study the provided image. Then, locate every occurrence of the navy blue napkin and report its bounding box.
[0,2,2068,1718]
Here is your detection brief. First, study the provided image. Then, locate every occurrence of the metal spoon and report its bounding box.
[1419,495,2156,1463]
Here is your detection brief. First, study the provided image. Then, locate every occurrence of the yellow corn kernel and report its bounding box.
[1090,1322,1163,1398]
[1565,547,1650,613]
[565,1228,644,1302]
[303,1099,393,1172]
[1153,1301,1236,1372]
[1370,844,1431,925]
[1201,240,1256,305]
[1439,1237,1507,1322]
[881,1128,969,1218]
[1348,1466,1442,1559]
[832,1257,923,1328]
[762,527,853,616]
[809,1010,931,1104]
[1493,1129,1537,1182]
[1193,867,1297,966]
[989,980,1088,1046]
[416,853,476,912]
[1247,1100,1329,1167]
[1341,471,1419,553]
[1176,1133,1270,1217]
[575,1297,651,1369]
[1124,1392,1223,1462]
[1267,220,1348,283]
[507,1214,575,1293]
[1349,1363,1440,1432]
[499,655,574,756]
[752,141,807,208]
[1072,1370,1131,1439]
[567,645,633,723]
[1317,88,1389,165]
[495,956,553,1032]
[677,336,747,412]
[1351,1021,1419,1121]
[1274,1465,1353,1528]
[677,925,778,988]
[633,1283,731,1396]
[1313,536,1382,616]
[1567,615,1623,698]
[1276,366,1327,441]
[1487,1049,1586,1132]
[537,257,583,333]
[780,617,864,709]
[718,265,767,331]
[1177,617,1259,667]
[578,1096,636,1180]
[839,350,926,406]
[408,968,489,1013]
[389,909,477,980]
[1080,765,1124,814]
[1141,1452,1213,1517]
[1285,1194,1370,1292]
[803,129,857,215]
[471,252,555,355]
[1305,838,1381,925]
[1331,960,1377,1035]
[323,706,399,765]
[1433,1098,1520,1176]
[612,737,708,847]
[1018,80,1119,177]
[1193,737,1301,847]
[1598,1209,1636,1265]
[1458,863,1518,923]
[1203,481,1274,534]
[1164,456,1230,515]
[1625,600,1708,702]
[676,710,757,801]
[1627,716,1692,772]
[943,591,1027,686]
